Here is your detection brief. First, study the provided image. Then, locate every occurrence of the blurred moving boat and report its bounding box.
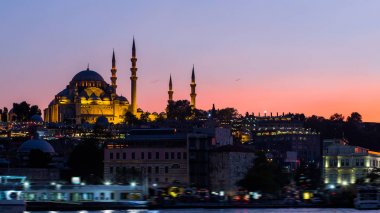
[23,183,148,211]
[0,176,26,213]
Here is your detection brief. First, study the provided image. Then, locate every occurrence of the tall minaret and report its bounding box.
[110,49,117,92]
[190,65,197,109]
[168,74,174,101]
[130,38,138,115]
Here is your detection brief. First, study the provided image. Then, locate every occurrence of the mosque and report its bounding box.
[44,39,197,124]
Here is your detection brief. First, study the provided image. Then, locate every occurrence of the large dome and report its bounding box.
[72,69,105,83]
[18,138,55,153]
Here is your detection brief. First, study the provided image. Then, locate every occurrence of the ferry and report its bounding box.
[23,183,148,211]
[0,176,26,213]
[354,186,380,210]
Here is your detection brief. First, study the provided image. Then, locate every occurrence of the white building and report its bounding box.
[323,139,380,186]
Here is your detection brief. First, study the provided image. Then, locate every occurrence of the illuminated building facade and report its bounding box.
[323,139,380,186]
[104,129,189,187]
[44,40,139,124]
[104,129,216,188]
[251,114,320,165]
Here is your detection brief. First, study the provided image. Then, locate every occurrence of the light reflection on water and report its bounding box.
[25,209,380,213]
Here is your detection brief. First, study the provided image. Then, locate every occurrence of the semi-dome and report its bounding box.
[72,69,105,83]
[117,96,129,102]
[18,138,55,153]
[90,93,100,100]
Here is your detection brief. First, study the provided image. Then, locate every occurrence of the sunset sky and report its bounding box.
[1,1,380,121]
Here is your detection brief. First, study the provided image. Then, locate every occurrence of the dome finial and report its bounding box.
[87,63,90,71]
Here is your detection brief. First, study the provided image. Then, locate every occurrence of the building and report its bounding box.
[194,127,233,147]
[209,145,255,196]
[104,128,216,189]
[0,133,60,184]
[44,39,139,124]
[187,132,214,188]
[104,129,189,187]
[323,139,380,186]
[251,114,320,166]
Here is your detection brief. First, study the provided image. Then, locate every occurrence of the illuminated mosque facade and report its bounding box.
[44,39,197,124]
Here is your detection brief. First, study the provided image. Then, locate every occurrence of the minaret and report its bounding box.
[168,74,173,101]
[110,49,117,92]
[211,104,216,118]
[190,65,197,109]
[130,38,138,115]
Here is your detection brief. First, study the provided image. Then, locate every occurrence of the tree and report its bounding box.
[12,101,30,121]
[166,100,192,121]
[294,163,321,189]
[347,112,362,124]
[237,152,289,194]
[1,107,8,122]
[67,139,103,184]
[125,111,139,127]
[293,113,306,122]
[29,105,42,116]
[329,113,345,122]
[216,107,239,122]
[139,112,151,123]
[328,113,345,138]
[305,115,326,133]
[11,101,41,122]
[193,109,208,121]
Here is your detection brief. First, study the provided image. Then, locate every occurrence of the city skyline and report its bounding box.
[2,1,380,121]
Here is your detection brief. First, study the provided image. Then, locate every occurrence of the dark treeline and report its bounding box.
[127,100,380,151]
[3,100,380,151]
[0,101,42,122]
[304,112,380,151]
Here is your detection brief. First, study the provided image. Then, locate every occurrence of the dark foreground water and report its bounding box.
[25,209,380,213]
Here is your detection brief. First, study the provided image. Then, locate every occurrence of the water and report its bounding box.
[24,209,380,213]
